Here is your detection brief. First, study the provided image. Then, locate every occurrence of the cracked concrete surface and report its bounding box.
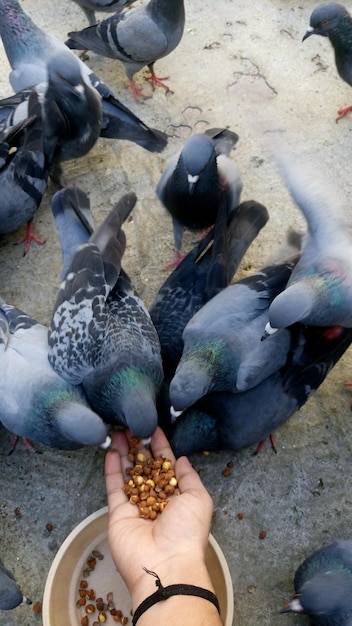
[1,0,352,624]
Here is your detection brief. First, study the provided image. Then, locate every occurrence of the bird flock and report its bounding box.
[1,0,352,622]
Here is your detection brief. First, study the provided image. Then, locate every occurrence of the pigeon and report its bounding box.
[150,194,269,380]
[0,298,112,451]
[0,89,49,254]
[166,322,352,456]
[0,48,103,187]
[0,0,168,153]
[0,559,31,610]
[51,184,95,280]
[156,128,242,268]
[262,154,352,339]
[169,255,298,413]
[48,187,164,441]
[66,0,185,100]
[70,0,138,27]
[303,2,352,121]
[281,540,352,624]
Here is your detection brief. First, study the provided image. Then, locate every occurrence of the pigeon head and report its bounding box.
[266,281,317,332]
[283,570,352,619]
[303,2,349,41]
[83,366,159,441]
[299,570,352,616]
[178,133,217,193]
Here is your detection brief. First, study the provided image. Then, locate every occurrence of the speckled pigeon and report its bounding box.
[263,153,352,339]
[48,188,164,441]
[66,0,185,100]
[282,540,352,624]
[0,559,31,610]
[157,127,242,268]
[0,0,168,153]
[303,2,352,121]
[70,0,138,27]
[0,298,111,451]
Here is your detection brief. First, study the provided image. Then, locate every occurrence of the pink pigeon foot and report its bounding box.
[128,79,151,101]
[254,434,277,455]
[145,71,171,93]
[9,436,42,455]
[15,222,45,256]
[336,105,352,122]
[163,249,184,271]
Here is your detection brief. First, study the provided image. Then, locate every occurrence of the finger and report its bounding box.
[175,456,211,499]
[149,427,176,464]
[105,432,129,510]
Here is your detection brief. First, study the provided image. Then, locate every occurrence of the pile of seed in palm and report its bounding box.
[124,439,178,519]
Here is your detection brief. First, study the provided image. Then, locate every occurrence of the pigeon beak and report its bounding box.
[21,596,32,606]
[100,435,113,450]
[302,26,314,42]
[170,405,184,423]
[280,597,304,614]
[187,173,199,194]
[261,321,279,341]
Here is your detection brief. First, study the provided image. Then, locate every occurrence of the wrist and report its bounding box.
[129,553,215,613]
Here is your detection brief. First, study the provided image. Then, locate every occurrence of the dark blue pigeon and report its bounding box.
[150,193,269,381]
[0,89,50,254]
[156,128,242,268]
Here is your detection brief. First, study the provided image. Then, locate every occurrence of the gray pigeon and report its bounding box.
[0,89,49,254]
[66,0,185,100]
[48,188,164,441]
[282,540,352,624]
[70,0,138,27]
[157,127,242,269]
[0,0,168,153]
[303,2,352,121]
[0,559,31,610]
[0,298,112,451]
[0,49,102,187]
[263,154,352,338]
[168,255,297,412]
[166,321,352,456]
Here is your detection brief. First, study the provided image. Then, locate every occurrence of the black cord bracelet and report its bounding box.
[132,567,221,625]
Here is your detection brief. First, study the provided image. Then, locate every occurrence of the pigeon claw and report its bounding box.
[163,249,184,271]
[128,79,151,101]
[15,222,45,256]
[336,105,352,122]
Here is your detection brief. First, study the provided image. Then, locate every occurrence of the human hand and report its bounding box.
[104,427,214,611]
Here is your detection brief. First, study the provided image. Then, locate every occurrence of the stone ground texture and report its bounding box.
[1,0,352,624]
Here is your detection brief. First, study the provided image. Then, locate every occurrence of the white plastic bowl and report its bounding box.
[43,506,234,626]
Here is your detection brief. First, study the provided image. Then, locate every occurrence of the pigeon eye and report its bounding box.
[322,19,329,25]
